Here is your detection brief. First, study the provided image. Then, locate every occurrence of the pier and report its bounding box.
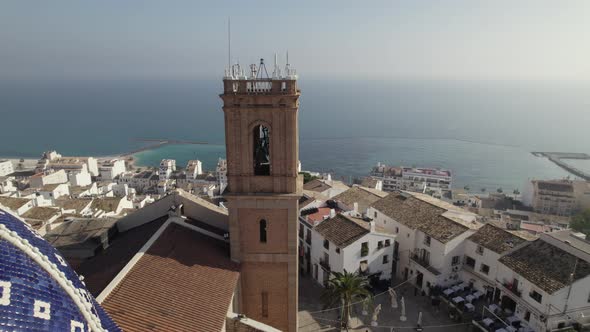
[120,139,211,157]
[532,152,590,181]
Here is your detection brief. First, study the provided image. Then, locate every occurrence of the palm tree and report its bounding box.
[497,187,503,193]
[513,189,520,195]
[321,270,371,330]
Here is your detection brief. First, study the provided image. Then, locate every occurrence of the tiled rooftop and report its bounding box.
[101,222,240,332]
[0,196,31,211]
[45,217,118,248]
[40,183,63,191]
[332,186,387,213]
[303,179,331,193]
[467,224,529,254]
[54,198,93,213]
[371,193,471,243]
[499,239,590,294]
[21,206,60,221]
[91,197,121,212]
[314,214,370,248]
[76,216,168,296]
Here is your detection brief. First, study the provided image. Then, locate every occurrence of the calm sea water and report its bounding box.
[1,79,588,192]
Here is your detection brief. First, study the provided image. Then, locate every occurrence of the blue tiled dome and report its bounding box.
[0,208,120,332]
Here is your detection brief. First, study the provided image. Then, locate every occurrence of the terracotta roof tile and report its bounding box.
[314,214,369,248]
[101,222,240,332]
[371,193,469,243]
[499,239,590,294]
[468,224,529,254]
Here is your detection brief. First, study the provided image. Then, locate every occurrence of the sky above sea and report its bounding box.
[0,78,587,192]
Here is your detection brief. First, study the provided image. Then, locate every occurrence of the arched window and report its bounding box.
[259,219,267,243]
[253,124,270,175]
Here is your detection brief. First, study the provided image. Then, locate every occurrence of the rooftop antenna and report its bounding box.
[227,17,231,70]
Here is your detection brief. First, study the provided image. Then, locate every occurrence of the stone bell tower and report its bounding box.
[220,57,301,332]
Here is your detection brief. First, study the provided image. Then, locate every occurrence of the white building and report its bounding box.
[370,163,453,197]
[0,160,14,176]
[37,151,99,177]
[186,160,203,181]
[68,168,92,187]
[461,224,531,300]
[159,159,176,180]
[310,213,395,286]
[37,183,70,206]
[522,179,576,216]
[29,169,68,188]
[99,159,126,180]
[216,158,228,194]
[493,231,590,332]
[368,191,480,293]
[0,176,17,194]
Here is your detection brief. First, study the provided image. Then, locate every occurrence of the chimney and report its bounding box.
[329,209,336,218]
[353,202,358,213]
[370,221,375,232]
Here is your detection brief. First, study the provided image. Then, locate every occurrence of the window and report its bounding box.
[259,219,267,243]
[323,239,330,250]
[361,242,369,257]
[465,256,476,269]
[261,292,268,318]
[384,239,391,247]
[377,241,383,249]
[524,311,531,322]
[306,229,311,244]
[476,245,484,255]
[530,290,543,303]
[253,124,271,175]
[452,256,460,265]
[383,255,389,264]
[299,224,303,238]
[424,235,431,246]
[336,248,340,254]
[480,264,490,275]
[395,227,399,234]
[374,211,377,218]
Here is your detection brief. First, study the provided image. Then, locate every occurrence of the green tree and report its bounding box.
[571,209,590,237]
[320,270,371,330]
[299,172,319,184]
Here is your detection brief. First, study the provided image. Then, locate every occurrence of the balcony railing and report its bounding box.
[410,253,441,276]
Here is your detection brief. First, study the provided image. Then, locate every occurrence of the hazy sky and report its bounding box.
[2,0,589,80]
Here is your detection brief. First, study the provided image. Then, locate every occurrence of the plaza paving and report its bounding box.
[299,275,474,332]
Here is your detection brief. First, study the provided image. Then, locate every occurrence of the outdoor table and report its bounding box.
[473,290,484,299]
[488,304,500,313]
[506,327,517,332]
[443,288,454,296]
[495,329,508,332]
[452,296,464,304]
[452,285,462,292]
[482,318,494,327]
[465,303,475,312]
[459,282,468,289]
[507,316,520,326]
[465,294,475,303]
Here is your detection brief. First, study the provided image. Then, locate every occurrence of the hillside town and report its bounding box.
[2,147,590,331]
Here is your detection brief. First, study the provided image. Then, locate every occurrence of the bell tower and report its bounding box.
[220,57,301,332]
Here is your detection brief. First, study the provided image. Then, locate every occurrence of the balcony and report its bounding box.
[499,280,522,298]
[410,253,441,276]
[319,259,331,271]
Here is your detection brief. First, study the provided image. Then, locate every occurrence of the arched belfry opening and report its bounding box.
[253,124,271,175]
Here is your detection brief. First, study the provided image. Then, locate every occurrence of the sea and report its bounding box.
[1,79,589,192]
